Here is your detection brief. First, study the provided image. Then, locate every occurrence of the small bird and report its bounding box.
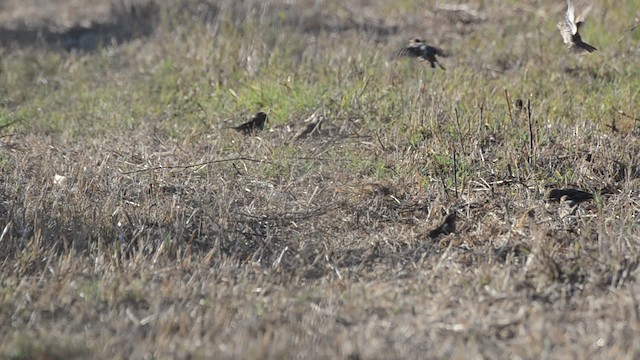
[428,212,456,239]
[396,38,449,70]
[514,98,525,119]
[293,119,323,140]
[557,0,597,54]
[232,112,268,135]
[293,111,324,140]
[544,188,593,203]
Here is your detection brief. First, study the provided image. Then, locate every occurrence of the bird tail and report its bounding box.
[575,41,597,53]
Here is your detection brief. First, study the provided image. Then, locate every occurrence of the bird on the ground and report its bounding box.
[544,188,593,203]
[428,212,457,239]
[293,119,323,141]
[395,38,449,70]
[293,112,324,140]
[232,112,268,135]
[557,0,597,54]
[514,98,525,119]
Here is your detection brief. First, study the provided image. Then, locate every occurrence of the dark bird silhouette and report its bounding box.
[232,112,268,135]
[396,38,448,70]
[544,188,593,203]
[557,0,597,54]
[428,212,457,239]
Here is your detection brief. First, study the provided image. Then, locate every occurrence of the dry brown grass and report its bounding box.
[0,0,639,359]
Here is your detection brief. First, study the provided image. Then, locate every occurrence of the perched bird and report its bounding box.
[232,112,268,135]
[396,38,448,70]
[557,0,597,54]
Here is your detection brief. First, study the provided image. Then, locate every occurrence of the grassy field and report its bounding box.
[0,0,639,358]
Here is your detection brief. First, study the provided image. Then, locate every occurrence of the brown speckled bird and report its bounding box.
[232,112,268,135]
[557,0,597,54]
[293,118,323,141]
[396,38,448,70]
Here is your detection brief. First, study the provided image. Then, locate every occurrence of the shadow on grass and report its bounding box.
[0,1,159,52]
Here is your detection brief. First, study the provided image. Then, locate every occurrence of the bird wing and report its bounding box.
[575,3,592,27]
[557,20,574,44]
[396,46,422,58]
[564,0,578,34]
[557,0,579,44]
[232,121,253,134]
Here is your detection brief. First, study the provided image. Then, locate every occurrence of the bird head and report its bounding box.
[256,112,268,123]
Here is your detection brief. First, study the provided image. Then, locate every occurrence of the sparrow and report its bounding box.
[293,112,324,140]
[514,99,524,116]
[557,0,597,54]
[232,112,268,135]
[293,119,323,140]
[396,38,448,70]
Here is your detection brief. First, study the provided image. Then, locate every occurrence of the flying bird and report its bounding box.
[557,0,597,54]
[232,112,268,135]
[396,38,449,70]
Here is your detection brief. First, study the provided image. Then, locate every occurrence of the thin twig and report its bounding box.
[0,119,21,132]
[615,107,640,122]
[478,102,484,134]
[452,143,458,199]
[233,201,341,223]
[119,154,360,175]
[504,89,513,122]
[119,157,274,175]
[618,22,640,42]
[527,99,535,167]
[375,131,387,152]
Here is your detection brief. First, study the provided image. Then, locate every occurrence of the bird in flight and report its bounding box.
[232,112,268,135]
[396,38,449,70]
[557,0,597,54]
